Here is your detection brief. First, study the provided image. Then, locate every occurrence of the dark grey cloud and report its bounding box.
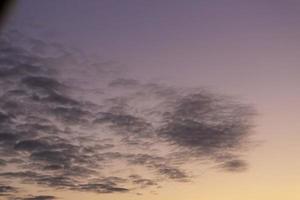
[0,132,18,143]
[94,112,152,135]
[0,31,256,198]
[0,185,17,196]
[160,93,254,154]
[31,150,69,164]
[0,112,10,122]
[51,106,91,124]
[219,159,248,172]
[0,171,75,189]
[14,139,50,151]
[76,183,129,194]
[72,176,130,194]
[19,195,57,200]
[0,171,42,179]
[0,60,42,78]
[155,164,188,181]
[21,76,64,92]
[129,174,157,189]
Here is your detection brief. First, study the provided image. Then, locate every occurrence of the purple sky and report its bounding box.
[10,0,300,96]
[1,1,300,199]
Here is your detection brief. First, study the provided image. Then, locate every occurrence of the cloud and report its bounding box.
[0,132,18,143]
[159,93,254,154]
[21,76,64,93]
[50,106,91,124]
[155,164,189,181]
[0,171,76,189]
[219,159,248,172]
[14,139,50,151]
[94,112,151,134]
[19,195,57,200]
[0,31,256,198]
[0,185,17,196]
[130,176,157,188]
[0,159,7,166]
[109,78,140,87]
[126,154,189,181]
[75,183,129,194]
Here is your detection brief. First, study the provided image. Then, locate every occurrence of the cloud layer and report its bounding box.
[0,31,255,199]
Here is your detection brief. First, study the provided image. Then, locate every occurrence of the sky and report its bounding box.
[0,0,300,199]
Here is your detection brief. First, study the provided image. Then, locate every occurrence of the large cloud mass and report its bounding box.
[0,31,255,199]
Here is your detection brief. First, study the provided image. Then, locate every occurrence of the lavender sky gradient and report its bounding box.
[2,0,300,199]
[10,0,300,97]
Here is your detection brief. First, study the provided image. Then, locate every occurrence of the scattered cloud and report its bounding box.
[0,31,256,199]
[18,195,57,200]
[219,159,248,172]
